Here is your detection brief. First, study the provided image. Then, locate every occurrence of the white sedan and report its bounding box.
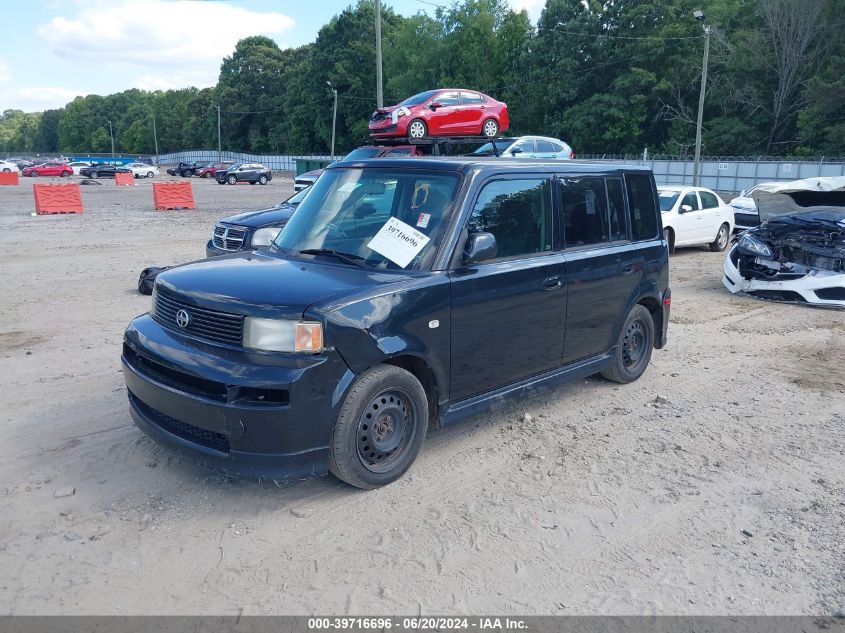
[658,186,734,253]
[0,159,21,173]
[126,162,159,178]
[67,161,91,175]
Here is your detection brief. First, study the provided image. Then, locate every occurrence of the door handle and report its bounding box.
[543,276,562,289]
[620,264,636,275]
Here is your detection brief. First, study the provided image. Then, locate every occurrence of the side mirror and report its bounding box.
[680,204,693,213]
[463,232,497,264]
[429,102,442,111]
[510,147,523,155]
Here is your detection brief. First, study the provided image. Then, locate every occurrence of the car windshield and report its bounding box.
[399,90,439,107]
[343,147,382,160]
[658,190,680,212]
[275,167,460,271]
[472,140,515,156]
[282,187,310,205]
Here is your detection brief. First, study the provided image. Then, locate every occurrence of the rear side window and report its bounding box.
[468,179,553,259]
[536,140,557,153]
[385,148,412,156]
[700,191,720,208]
[626,173,660,241]
[561,177,609,247]
[461,92,484,105]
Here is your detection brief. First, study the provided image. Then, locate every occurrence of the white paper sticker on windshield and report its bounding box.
[367,217,431,268]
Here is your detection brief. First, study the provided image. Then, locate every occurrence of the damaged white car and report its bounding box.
[722,177,845,308]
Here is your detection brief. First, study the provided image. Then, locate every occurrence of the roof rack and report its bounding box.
[362,136,515,157]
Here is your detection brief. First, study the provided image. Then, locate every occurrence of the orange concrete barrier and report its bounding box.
[33,183,84,215]
[115,171,134,186]
[153,181,195,210]
[0,171,19,185]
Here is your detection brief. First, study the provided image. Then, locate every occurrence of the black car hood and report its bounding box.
[220,202,298,228]
[156,251,410,321]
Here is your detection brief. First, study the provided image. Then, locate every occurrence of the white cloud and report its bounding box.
[38,0,294,87]
[0,86,88,111]
[508,0,545,23]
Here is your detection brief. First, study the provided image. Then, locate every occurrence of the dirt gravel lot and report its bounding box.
[0,174,843,616]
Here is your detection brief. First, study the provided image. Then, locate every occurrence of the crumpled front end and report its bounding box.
[722,215,845,307]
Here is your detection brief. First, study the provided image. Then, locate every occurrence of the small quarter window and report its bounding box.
[626,173,660,241]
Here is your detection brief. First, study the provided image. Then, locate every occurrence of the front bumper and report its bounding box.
[122,314,356,480]
[722,245,845,307]
[368,122,402,137]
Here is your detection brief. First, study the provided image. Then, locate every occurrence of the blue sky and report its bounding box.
[0,0,544,112]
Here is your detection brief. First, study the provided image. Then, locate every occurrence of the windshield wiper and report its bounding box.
[297,248,369,267]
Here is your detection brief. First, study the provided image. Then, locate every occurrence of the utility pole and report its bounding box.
[692,9,710,187]
[327,81,338,160]
[107,120,115,157]
[215,105,222,159]
[151,112,159,165]
[375,0,383,108]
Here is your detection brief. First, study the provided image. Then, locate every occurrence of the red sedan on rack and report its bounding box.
[22,161,73,177]
[368,89,509,139]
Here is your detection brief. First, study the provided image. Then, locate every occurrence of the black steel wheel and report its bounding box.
[329,364,428,489]
[601,304,654,384]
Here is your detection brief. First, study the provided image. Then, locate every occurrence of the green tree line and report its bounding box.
[1,0,842,157]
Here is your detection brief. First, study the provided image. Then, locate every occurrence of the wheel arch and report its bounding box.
[382,355,440,429]
[636,294,662,350]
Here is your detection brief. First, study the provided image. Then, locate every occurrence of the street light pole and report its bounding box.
[107,120,115,157]
[215,104,222,160]
[375,0,383,109]
[692,10,710,187]
[327,81,338,161]
[150,112,159,165]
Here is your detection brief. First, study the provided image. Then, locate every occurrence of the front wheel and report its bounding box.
[30,171,38,177]
[90,172,98,179]
[709,223,730,252]
[258,175,268,185]
[329,365,428,489]
[1,168,9,172]
[181,170,192,178]
[407,119,427,139]
[601,304,655,384]
[146,171,154,178]
[481,118,499,137]
[227,175,237,185]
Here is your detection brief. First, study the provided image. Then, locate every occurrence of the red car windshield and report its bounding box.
[399,90,439,107]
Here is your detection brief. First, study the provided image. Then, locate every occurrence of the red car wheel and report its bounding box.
[407,119,427,139]
[482,119,499,137]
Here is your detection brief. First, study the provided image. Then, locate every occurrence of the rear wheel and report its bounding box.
[709,223,730,252]
[181,170,191,177]
[227,175,237,185]
[329,365,428,489]
[601,304,655,384]
[482,118,499,137]
[146,171,154,178]
[61,171,71,177]
[90,172,98,179]
[1,168,9,173]
[407,119,427,139]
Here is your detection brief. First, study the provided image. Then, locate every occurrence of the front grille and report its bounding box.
[212,224,247,251]
[129,392,230,453]
[153,288,244,346]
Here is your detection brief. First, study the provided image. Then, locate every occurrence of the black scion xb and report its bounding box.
[122,158,670,489]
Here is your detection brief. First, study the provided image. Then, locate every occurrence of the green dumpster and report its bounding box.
[295,158,333,176]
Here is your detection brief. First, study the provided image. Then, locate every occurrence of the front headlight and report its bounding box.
[243,318,323,353]
[250,226,283,247]
[738,234,773,258]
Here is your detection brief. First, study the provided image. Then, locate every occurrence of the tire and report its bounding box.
[663,228,675,255]
[146,171,154,178]
[201,172,208,178]
[407,119,427,139]
[30,171,38,177]
[329,364,428,489]
[601,304,655,384]
[1,168,9,173]
[258,175,268,185]
[90,172,98,179]
[61,171,71,177]
[709,223,730,252]
[227,175,237,185]
[481,118,499,137]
